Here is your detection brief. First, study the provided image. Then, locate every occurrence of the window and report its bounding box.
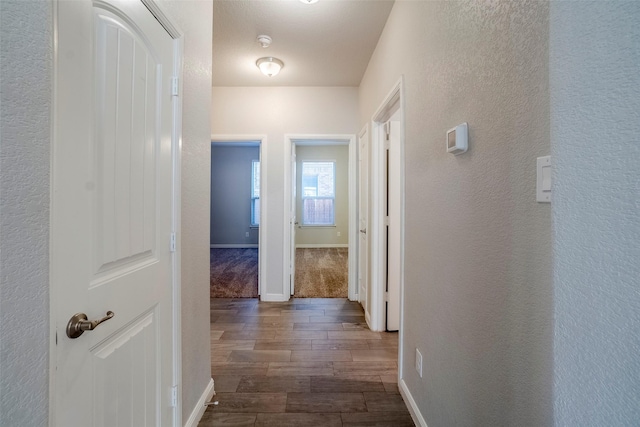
[251,160,260,226]
[301,161,335,225]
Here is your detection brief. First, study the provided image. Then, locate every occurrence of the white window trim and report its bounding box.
[301,160,336,226]
[251,159,260,227]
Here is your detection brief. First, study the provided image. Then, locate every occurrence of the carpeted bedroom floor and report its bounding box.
[210,248,348,299]
[210,248,259,298]
[294,247,348,298]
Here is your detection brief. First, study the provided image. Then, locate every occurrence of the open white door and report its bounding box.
[358,127,370,315]
[290,143,297,295]
[52,0,178,425]
[387,120,401,331]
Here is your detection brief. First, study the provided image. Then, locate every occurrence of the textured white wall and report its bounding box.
[551,2,640,425]
[0,1,52,425]
[157,0,213,421]
[211,86,358,297]
[359,2,552,425]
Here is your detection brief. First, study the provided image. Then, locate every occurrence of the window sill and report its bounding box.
[298,225,336,228]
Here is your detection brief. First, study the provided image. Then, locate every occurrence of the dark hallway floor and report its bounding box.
[199,298,414,426]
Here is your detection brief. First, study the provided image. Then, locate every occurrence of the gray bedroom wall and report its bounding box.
[359,1,552,425]
[211,145,260,246]
[551,2,640,425]
[295,145,349,247]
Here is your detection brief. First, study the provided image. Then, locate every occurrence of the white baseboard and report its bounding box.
[183,378,215,427]
[260,293,290,302]
[365,310,373,331]
[399,378,428,427]
[295,244,348,248]
[210,244,258,249]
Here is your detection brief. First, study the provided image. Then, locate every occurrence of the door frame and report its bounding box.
[368,77,406,376]
[49,1,184,425]
[358,124,371,323]
[210,135,268,298]
[284,134,358,301]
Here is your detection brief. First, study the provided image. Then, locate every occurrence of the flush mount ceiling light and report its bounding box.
[299,0,319,4]
[256,57,284,77]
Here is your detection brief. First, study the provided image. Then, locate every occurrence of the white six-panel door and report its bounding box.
[53,1,177,425]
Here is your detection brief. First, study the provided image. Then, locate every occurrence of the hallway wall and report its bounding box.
[551,2,640,425]
[211,86,358,298]
[359,2,552,425]
[0,1,52,425]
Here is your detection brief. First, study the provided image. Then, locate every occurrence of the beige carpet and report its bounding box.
[294,247,348,298]
[210,248,258,298]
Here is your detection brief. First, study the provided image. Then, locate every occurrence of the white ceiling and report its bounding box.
[212,0,395,87]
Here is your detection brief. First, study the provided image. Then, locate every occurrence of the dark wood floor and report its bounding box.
[199,298,415,427]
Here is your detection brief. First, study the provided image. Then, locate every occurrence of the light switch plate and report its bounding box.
[536,156,551,203]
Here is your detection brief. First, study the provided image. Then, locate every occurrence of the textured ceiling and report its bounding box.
[212,0,395,87]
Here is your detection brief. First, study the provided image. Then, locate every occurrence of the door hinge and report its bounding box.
[170,232,176,252]
[170,386,178,407]
[384,121,391,140]
[384,216,390,226]
[171,77,179,97]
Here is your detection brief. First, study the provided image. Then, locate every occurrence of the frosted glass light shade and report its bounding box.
[256,57,284,77]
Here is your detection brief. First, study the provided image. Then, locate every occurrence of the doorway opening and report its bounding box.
[284,135,358,301]
[210,136,267,298]
[367,79,405,351]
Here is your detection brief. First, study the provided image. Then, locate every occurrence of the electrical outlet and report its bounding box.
[337,231,341,237]
[245,232,249,237]
[415,348,423,378]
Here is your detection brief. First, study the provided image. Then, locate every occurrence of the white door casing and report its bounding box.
[52,1,179,425]
[369,78,404,333]
[210,135,268,298]
[358,126,370,318]
[283,135,357,301]
[290,143,297,295]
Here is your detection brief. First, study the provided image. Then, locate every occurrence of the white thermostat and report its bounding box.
[446,122,468,155]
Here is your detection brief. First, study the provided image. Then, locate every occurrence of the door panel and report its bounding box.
[94,10,158,277]
[92,309,158,427]
[53,1,176,425]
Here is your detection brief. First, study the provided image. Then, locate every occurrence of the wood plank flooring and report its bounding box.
[199,298,415,427]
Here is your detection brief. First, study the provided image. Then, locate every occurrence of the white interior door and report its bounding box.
[387,120,401,331]
[53,1,177,425]
[358,128,370,314]
[290,143,297,295]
